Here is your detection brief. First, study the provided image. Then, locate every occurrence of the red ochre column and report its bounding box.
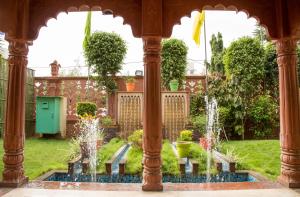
[1,39,29,187]
[277,39,300,188]
[142,36,163,191]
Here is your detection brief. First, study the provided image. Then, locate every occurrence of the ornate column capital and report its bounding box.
[7,39,29,57]
[276,39,297,57]
[143,36,161,53]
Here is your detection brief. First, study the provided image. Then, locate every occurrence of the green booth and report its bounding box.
[36,96,67,137]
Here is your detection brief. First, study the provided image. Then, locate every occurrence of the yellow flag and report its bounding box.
[192,11,205,46]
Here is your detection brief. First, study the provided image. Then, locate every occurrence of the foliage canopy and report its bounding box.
[161,38,188,90]
[84,31,127,93]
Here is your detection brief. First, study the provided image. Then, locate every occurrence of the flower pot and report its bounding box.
[176,141,192,158]
[126,82,135,91]
[169,80,179,91]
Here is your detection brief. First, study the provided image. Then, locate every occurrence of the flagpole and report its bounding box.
[203,12,208,97]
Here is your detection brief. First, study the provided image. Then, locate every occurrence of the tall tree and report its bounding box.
[223,37,265,137]
[208,32,225,74]
[253,23,269,44]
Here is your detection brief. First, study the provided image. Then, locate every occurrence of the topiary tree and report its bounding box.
[223,37,265,137]
[84,31,127,93]
[161,38,188,90]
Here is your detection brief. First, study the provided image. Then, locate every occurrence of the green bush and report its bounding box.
[128,129,143,149]
[191,115,206,136]
[218,106,230,129]
[190,91,205,116]
[76,102,97,116]
[249,94,278,138]
[176,141,191,158]
[179,130,193,141]
[161,38,188,90]
[101,115,113,127]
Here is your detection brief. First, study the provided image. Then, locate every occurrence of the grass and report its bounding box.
[189,142,217,174]
[221,140,280,180]
[96,138,125,173]
[162,140,179,175]
[125,147,143,174]
[0,138,70,180]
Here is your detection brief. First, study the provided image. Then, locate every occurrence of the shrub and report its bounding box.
[191,115,206,136]
[76,102,97,116]
[218,106,230,129]
[101,115,113,127]
[128,129,143,149]
[161,38,188,90]
[249,94,278,138]
[176,142,191,158]
[179,130,193,141]
[190,91,205,116]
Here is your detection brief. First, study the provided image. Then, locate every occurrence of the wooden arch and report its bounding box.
[161,0,300,39]
[0,0,142,41]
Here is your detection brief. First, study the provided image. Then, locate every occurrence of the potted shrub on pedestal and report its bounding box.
[176,130,193,158]
[161,38,188,91]
[125,76,136,91]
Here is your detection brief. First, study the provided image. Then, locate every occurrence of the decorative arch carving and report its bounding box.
[162,0,279,39]
[27,0,141,41]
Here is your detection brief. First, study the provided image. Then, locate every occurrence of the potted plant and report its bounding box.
[176,130,193,158]
[125,76,136,91]
[169,79,179,91]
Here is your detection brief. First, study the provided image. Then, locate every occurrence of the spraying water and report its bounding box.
[78,116,101,182]
[205,96,220,182]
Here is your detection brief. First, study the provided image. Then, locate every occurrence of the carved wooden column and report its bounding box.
[277,39,300,188]
[0,39,29,187]
[142,36,163,191]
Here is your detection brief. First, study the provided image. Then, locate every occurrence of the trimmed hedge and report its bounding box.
[76,102,97,116]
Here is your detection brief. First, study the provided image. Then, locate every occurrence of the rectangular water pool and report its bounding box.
[44,172,257,183]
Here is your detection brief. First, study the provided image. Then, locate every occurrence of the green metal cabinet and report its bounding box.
[36,96,66,135]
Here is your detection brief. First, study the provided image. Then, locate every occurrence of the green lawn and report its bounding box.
[0,139,281,181]
[125,146,143,174]
[96,138,125,173]
[221,140,280,180]
[162,140,179,175]
[0,138,70,180]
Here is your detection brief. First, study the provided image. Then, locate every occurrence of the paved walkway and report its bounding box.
[2,188,300,197]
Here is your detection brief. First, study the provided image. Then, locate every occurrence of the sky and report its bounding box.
[25,10,258,76]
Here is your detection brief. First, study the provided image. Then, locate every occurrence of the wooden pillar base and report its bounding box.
[0,177,28,188]
[278,148,300,188]
[142,152,163,191]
